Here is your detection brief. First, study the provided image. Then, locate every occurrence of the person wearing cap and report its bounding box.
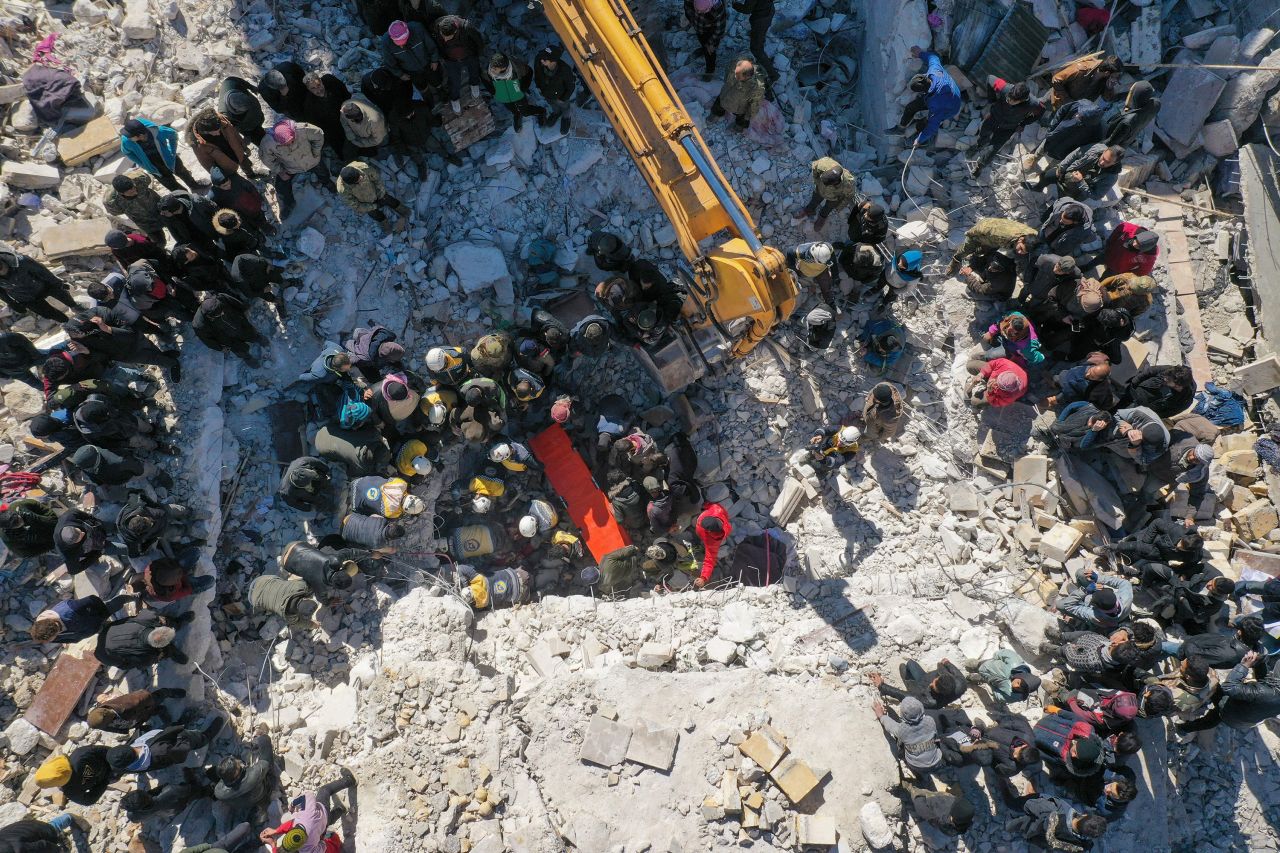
[483,52,546,131]
[1050,53,1124,110]
[95,608,192,669]
[798,157,858,227]
[87,686,186,733]
[0,244,76,323]
[218,75,268,145]
[859,382,905,442]
[186,106,255,180]
[1057,568,1133,631]
[210,166,271,233]
[1101,222,1159,277]
[103,170,167,244]
[193,292,268,366]
[957,247,1019,300]
[786,241,838,307]
[872,695,943,776]
[947,217,1037,276]
[966,356,1027,408]
[259,769,357,852]
[570,313,612,360]
[1031,142,1125,201]
[805,423,860,469]
[691,502,731,589]
[35,745,118,806]
[1019,252,1082,316]
[259,119,330,218]
[1006,781,1108,848]
[210,208,263,260]
[249,574,322,629]
[970,76,1045,175]
[431,14,486,112]
[711,56,768,131]
[729,0,777,82]
[890,46,961,145]
[1106,80,1160,149]
[684,0,727,80]
[30,591,135,644]
[120,117,203,192]
[337,161,410,234]
[532,46,578,134]
[964,648,1041,704]
[846,200,889,246]
[338,95,389,157]
[106,716,226,776]
[893,781,975,836]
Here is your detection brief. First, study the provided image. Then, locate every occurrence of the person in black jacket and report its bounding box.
[1032,143,1124,201]
[1167,616,1265,670]
[157,191,220,254]
[258,61,307,117]
[893,781,975,836]
[170,243,231,296]
[218,76,267,145]
[122,766,216,820]
[52,509,110,575]
[1103,516,1203,577]
[301,70,352,157]
[870,659,969,709]
[359,67,462,169]
[117,491,200,559]
[846,200,889,246]
[484,52,546,131]
[1118,365,1196,418]
[230,253,291,312]
[0,245,76,322]
[35,746,119,805]
[0,331,44,390]
[533,46,577,134]
[1038,98,1105,162]
[67,444,168,489]
[971,77,1044,174]
[731,0,776,82]
[1105,81,1160,149]
[193,293,267,366]
[107,717,225,774]
[0,816,76,852]
[279,456,334,512]
[95,609,192,669]
[0,499,57,558]
[1006,784,1107,849]
[215,724,277,815]
[432,15,485,109]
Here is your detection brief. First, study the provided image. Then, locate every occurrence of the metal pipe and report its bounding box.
[678,135,764,254]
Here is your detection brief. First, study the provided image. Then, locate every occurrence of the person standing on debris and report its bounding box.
[797,157,858,229]
[104,171,167,245]
[786,242,839,307]
[104,230,171,279]
[339,95,389,158]
[187,108,256,180]
[0,245,77,323]
[1049,54,1123,110]
[337,162,410,234]
[965,356,1028,408]
[122,768,218,821]
[1100,222,1159,277]
[970,78,1044,176]
[1106,81,1160,149]
[215,724,277,816]
[890,47,961,146]
[157,191,220,255]
[1031,143,1124,202]
[804,424,861,469]
[684,0,727,80]
[360,67,464,168]
[1037,98,1107,165]
[0,498,58,558]
[691,502,731,589]
[87,686,187,733]
[432,15,486,113]
[29,592,135,645]
[120,118,204,192]
[0,331,45,391]
[259,769,358,852]
[218,76,268,145]
[210,166,271,235]
[95,609,192,669]
[301,70,354,158]
[847,200,889,246]
[730,0,776,82]
[870,659,968,709]
[1036,198,1094,259]
[484,52,547,132]
[711,56,768,131]
[533,46,578,135]
[259,62,308,116]
[260,119,331,219]
[857,382,906,442]
[964,648,1042,703]
[946,218,1037,276]
[872,695,944,777]
[193,292,269,366]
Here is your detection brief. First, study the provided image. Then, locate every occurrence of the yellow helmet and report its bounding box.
[281,826,308,851]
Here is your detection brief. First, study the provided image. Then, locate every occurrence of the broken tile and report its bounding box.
[769,756,820,803]
[579,715,632,767]
[794,814,838,845]
[738,725,788,772]
[625,723,678,771]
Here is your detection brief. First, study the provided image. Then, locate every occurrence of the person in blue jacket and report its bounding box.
[889,47,962,146]
[120,118,203,192]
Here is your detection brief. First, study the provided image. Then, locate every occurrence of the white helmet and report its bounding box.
[412,456,434,476]
[425,347,450,373]
[488,442,512,463]
[518,516,538,538]
[808,242,833,265]
[839,425,862,445]
[472,495,493,514]
[426,403,447,425]
[401,494,426,515]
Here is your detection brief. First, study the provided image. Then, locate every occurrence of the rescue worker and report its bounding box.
[890,47,961,145]
[337,162,410,234]
[799,157,858,227]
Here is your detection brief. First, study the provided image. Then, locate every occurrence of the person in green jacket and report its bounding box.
[711,56,767,130]
[483,53,546,131]
[947,217,1038,275]
[964,648,1043,703]
[337,162,410,234]
[799,156,859,227]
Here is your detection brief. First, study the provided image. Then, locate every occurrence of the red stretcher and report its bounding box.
[529,423,631,564]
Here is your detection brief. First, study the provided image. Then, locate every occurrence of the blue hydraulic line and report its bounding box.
[678,135,765,255]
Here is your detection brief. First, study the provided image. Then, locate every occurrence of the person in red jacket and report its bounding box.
[966,357,1028,408]
[1101,223,1158,277]
[692,502,731,589]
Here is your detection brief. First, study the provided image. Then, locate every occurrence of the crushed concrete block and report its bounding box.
[579,715,632,767]
[939,527,971,563]
[794,814,838,846]
[718,601,758,644]
[636,642,673,669]
[1184,24,1236,49]
[770,476,806,525]
[626,724,679,771]
[1213,47,1280,136]
[3,381,46,421]
[1158,62,1227,147]
[1,161,61,190]
[1039,523,1083,562]
[1207,332,1245,360]
[56,115,119,167]
[1013,454,1050,507]
[443,241,513,304]
[720,771,742,814]
[945,482,979,513]
[741,805,760,829]
[1235,355,1280,395]
[39,218,113,258]
[770,756,820,803]
[860,800,894,848]
[701,797,725,821]
[704,638,737,665]
[181,76,220,106]
[1014,523,1042,552]
[122,0,157,39]
[738,725,788,773]
[1236,499,1279,541]
[1222,449,1261,477]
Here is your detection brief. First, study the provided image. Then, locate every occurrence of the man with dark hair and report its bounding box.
[431,14,485,111]
[1058,570,1133,630]
[120,117,203,192]
[1049,53,1124,109]
[1032,143,1125,201]
[1104,516,1203,576]
[106,717,225,775]
[0,498,58,558]
[121,767,216,820]
[964,648,1042,703]
[889,46,961,145]
[1145,655,1219,731]
[1007,782,1108,849]
[218,75,267,144]
[533,45,578,134]
[1040,629,1142,680]
[103,170,166,244]
[1033,710,1108,780]
[1166,616,1264,669]
[870,658,968,710]
[483,52,546,131]
[214,723,277,815]
[337,162,410,233]
[691,502,731,589]
[1118,364,1197,418]
[87,687,186,733]
[193,292,267,366]
[971,76,1044,175]
[893,781,975,836]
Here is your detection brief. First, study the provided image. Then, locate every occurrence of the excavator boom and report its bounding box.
[539,0,797,359]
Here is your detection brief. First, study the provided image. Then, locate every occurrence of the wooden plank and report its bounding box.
[24,639,100,738]
[1151,198,1213,385]
[439,95,497,152]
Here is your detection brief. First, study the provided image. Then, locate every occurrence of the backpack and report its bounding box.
[609,480,647,528]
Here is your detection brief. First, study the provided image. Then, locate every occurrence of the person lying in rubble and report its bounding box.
[963,648,1042,704]
[249,574,322,630]
[1045,352,1120,411]
[869,659,968,710]
[934,710,1040,786]
[95,609,193,669]
[122,766,217,821]
[1029,143,1125,203]
[1078,405,1169,467]
[87,686,188,734]
[1005,781,1109,851]
[1116,364,1196,419]
[278,456,334,514]
[1100,516,1204,579]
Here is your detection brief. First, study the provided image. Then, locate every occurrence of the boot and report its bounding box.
[451,100,462,114]
[560,115,570,134]
[539,112,555,128]
[513,113,523,131]
[470,85,481,99]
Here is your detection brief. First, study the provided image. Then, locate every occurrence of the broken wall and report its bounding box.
[1240,143,1280,349]
[856,0,932,152]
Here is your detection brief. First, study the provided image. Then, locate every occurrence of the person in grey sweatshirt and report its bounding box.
[874,695,943,776]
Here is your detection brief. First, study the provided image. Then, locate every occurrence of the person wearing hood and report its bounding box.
[210,208,263,260]
[257,61,307,116]
[0,499,57,558]
[870,250,923,311]
[186,107,254,180]
[834,242,885,300]
[314,405,391,475]
[948,217,1037,276]
[157,191,219,253]
[382,19,438,92]
[1106,80,1159,148]
[966,356,1028,408]
[366,372,422,429]
[104,228,169,277]
[690,502,731,589]
[890,47,962,145]
[282,540,366,600]
[193,292,267,366]
[120,117,203,191]
[342,323,402,381]
[432,15,487,110]
[858,382,906,442]
[341,512,406,552]
[1049,53,1123,109]
[0,331,44,391]
[1038,98,1106,162]
[259,119,331,219]
[894,782,975,836]
[971,77,1045,174]
[124,260,197,324]
[1101,222,1159,277]
[711,56,768,131]
[0,815,84,852]
[87,686,187,733]
[214,725,277,817]
[870,659,968,709]
[1037,198,1094,259]
[338,162,410,234]
[1032,143,1125,201]
[339,95,389,157]
[95,609,192,669]
[846,200,889,246]
[210,166,270,233]
[1068,305,1134,364]
[873,695,943,777]
[483,52,546,131]
[964,648,1042,704]
[532,45,579,134]
[34,746,119,806]
[684,0,727,79]
[1118,365,1195,418]
[218,76,268,145]
[279,456,333,512]
[117,490,202,559]
[1058,569,1133,630]
[169,243,230,295]
[103,170,167,244]
[1019,253,1082,315]
[0,246,76,323]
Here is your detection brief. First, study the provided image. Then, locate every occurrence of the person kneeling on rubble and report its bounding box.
[249,574,321,630]
[803,424,861,469]
[281,539,370,600]
[349,474,426,519]
[458,564,532,610]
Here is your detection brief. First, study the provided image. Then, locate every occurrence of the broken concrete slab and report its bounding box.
[579,715,632,767]
[1039,522,1084,562]
[56,115,119,167]
[1157,61,1227,147]
[738,725,788,772]
[946,482,980,513]
[1235,355,1280,395]
[704,638,737,665]
[770,755,820,803]
[0,83,25,105]
[1202,119,1240,158]
[720,770,742,814]
[1212,47,1280,136]
[39,217,113,258]
[1184,24,1236,49]
[794,814,837,845]
[1012,455,1050,507]
[1,161,61,190]
[625,723,679,771]
[1237,500,1279,541]
[636,642,673,669]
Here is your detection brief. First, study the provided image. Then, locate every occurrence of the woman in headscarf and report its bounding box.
[1105,81,1160,149]
[982,311,1044,368]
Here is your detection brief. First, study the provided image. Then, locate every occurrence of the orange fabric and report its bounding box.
[529,424,630,563]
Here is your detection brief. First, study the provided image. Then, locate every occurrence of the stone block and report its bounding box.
[1014,522,1042,552]
[718,601,758,643]
[636,642,673,669]
[1039,523,1083,562]
[579,715,632,767]
[1236,499,1279,541]
[39,218,113,258]
[701,797,725,821]
[738,725,788,772]
[442,241,513,303]
[1,161,61,190]
[2,381,45,421]
[180,77,219,107]
[1157,62,1227,147]
[770,476,806,524]
[770,756,819,803]
[946,482,980,513]
[1184,24,1236,49]
[1234,548,1280,578]
[122,0,157,39]
[1234,355,1280,395]
[720,771,742,814]
[56,116,119,167]
[1222,449,1261,478]
[794,814,838,846]
[1208,331,1246,359]
[704,638,737,665]
[0,83,25,105]
[1013,454,1050,507]
[625,724,678,771]
[1212,47,1280,136]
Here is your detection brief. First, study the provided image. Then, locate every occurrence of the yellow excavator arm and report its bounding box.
[539,0,797,357]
